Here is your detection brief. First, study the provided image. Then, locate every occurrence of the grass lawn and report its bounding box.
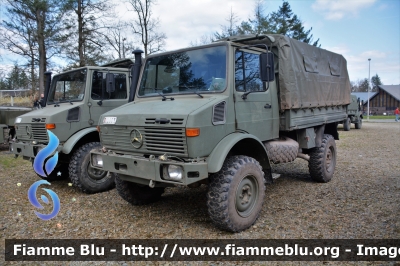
[367,115,396,119]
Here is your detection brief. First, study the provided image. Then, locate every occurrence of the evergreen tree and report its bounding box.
[269,1,319,46]
[237,1,271,35]
[1,0,65,94]
[371,74,382,91]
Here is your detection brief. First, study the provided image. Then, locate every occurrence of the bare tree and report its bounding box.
[104,21,136,59]
[61,0,114,67]
[127,0,166,56]
[214,7,240,40]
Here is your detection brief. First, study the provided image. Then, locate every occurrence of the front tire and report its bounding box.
[69,142,115,193]
[343,117,351,131]
[35,163,68,182]
[308,134,337,183]
[207,155,265,232]
[115,175,165,205]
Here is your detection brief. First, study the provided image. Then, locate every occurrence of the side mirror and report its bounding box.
[106,73,115,93]
[259,53,275,82]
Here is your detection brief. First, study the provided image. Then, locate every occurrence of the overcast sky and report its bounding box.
[123,0,399,85]
[1,0,399,85]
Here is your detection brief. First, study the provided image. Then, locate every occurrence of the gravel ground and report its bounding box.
[1,122,399,265]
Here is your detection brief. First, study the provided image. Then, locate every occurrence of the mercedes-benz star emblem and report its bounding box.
[130,129,143,148]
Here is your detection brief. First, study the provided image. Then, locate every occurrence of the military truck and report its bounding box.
[90,34,351,231]
[341,94,363,131]
[0,106,32,144]
[9,56,143,193]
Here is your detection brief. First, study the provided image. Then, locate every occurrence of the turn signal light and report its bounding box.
[45,123,56,129]
[96,125,100,132]
[186,128,200,137]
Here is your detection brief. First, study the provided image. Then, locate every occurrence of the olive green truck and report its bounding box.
[0,106,32,144]
[9,58,142,193]
[341,94,363,131]
[91,34,351,232]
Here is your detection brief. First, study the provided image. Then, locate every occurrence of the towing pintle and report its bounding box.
[129,49,144,102]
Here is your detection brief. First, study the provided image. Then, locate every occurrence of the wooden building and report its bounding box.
[363,85,400,115]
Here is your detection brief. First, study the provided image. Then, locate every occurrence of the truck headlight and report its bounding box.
[91,154,103,168]
[162,165,183,181]
[15,117,22,123]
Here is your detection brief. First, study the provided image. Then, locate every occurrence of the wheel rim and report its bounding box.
[325,146,336,173]
[235,174,259,218]
[86,162,108,181]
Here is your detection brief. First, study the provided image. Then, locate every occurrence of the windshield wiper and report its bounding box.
[157,92,174,101]
[179,85,203,98]
[193,91,203,98]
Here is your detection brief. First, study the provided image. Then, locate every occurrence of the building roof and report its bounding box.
[377,85,400,101]
[352,92,377,103]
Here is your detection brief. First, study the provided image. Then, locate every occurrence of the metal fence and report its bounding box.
[0,90,31,98]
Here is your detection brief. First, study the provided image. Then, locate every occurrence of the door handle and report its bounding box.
[264,103,271,109]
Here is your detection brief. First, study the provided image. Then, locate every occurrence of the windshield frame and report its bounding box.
[47,68,87,104]
[136,43,228,99]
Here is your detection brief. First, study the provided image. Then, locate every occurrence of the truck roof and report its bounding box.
[101,58,135,68]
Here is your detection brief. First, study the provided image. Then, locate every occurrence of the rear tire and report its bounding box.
[69,142,115,193]
[115,175,165,205]
[207,155,265,232]
[308,134,336,183]
[343,117,351,131]
[355,119,362,129]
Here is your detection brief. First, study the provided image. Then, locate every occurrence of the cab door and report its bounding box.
[234,49,276,141]
[89,71,129,125]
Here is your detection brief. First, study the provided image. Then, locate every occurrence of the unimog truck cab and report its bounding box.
[91,35,351,231]
[10,58,141,193]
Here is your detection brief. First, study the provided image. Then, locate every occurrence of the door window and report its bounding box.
[91,72,127,100]
[235,51,264,92]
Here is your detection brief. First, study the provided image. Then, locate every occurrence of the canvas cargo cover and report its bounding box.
[242,34,351,110]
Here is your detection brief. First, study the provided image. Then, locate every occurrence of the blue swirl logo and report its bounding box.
[28,180,60,220]
[33,130,59,177]
[29,130,60,220]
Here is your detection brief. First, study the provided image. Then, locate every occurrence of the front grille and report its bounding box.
[16,123,47,141]
[32,124,47,141]
[102,126,187,156]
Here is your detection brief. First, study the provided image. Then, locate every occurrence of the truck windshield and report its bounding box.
[47,69,87,104]
[138,45,227,97]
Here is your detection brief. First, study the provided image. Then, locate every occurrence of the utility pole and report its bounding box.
[368,58,371,121]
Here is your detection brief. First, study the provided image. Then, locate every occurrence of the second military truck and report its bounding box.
[341,94,363,131]
[91,34,351,231]
[10,57,142,193]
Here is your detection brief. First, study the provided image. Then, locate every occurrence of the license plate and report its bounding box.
[103,117,117,124]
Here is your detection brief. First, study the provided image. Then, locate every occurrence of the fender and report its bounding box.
[61,127,98,154]
[207,132,270,173]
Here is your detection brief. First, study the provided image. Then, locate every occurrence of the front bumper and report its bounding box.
[90,150,209,186]
[9,141,62,160]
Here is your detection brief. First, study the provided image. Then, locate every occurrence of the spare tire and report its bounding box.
[264,137,299,164]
